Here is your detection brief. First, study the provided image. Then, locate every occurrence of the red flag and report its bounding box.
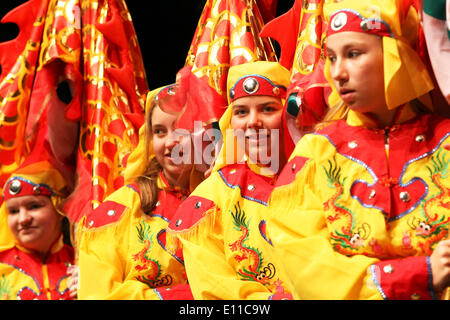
[171,0,278,132]
[0,0,147,223]
[261,0,330,157]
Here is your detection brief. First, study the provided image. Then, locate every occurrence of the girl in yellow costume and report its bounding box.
[77,85,203,299]
[268,0,450,300]
[0,160,74,300]
[168,61,294,300]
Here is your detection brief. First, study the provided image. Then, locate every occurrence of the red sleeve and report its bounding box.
[153,284,194,300]
[371,256,436,300]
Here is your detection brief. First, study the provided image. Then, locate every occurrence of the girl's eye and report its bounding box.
[262,106,277,113]
[153,128,166,136]
[327,55,336,63]
[7,208,18,215]
[348,51,361,58]
[28,203,42,210]
[233,109,247,116]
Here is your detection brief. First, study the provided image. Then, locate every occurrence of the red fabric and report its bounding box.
[0,1,146,223]
[326,10,392,38]
[261,0,329,159]
[260,0,302,70]
[154,284,194,300]
[0,244,74,300]
[229,75,287,101]
[180,0,278,131]
[275,156,309,187]
[168,196,215,232]
[84,200,127,229]
[256,0,278,23]
[374,256,433,300]
[3,177,53,202]
[318,114,450,222]
[219,163,277,205]
[160,66,227,131]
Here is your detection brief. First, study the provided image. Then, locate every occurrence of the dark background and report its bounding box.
[0,1,295,89]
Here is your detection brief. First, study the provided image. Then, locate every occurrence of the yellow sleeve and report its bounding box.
[268,136,381,300]
[170,174,283,300]
[77,188,162,300]
[179,210,278,300]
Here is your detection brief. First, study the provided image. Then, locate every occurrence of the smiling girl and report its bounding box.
[0,161,74,300]
[168,61,294,300]
[77,85,203,299]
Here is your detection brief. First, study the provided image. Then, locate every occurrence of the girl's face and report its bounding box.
[151,105,193,189]
[230,95,285,170]
[326,32,390,122]
[6,195,62,257]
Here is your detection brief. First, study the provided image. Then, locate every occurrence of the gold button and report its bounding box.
[410,293,421,300]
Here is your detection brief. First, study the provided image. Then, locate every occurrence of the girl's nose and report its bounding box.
[247,110,263,129]
[331,58,349,85]
[18,209,32,226]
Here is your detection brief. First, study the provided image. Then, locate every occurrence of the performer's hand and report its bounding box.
[430,239,450,293]
[67,264,79,299]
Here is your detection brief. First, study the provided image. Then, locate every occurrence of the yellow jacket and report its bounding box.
[168,163,294,300]
[77,173,193,299]
[269,106,450,299]
[0,236,73,300]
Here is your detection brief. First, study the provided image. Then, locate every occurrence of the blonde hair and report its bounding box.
[314,100,348,131]
[137,99,162,215]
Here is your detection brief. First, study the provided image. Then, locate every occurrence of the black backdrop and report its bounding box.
[0,1,295,89]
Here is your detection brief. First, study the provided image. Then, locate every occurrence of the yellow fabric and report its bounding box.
[268,109,450,299]
[174,165,295,300]
[213,61,291,173]
[77,176,188,300]
[323,0,434,110]
[346,103,416,128]
[0,161,68,251]
[169,61,295,300]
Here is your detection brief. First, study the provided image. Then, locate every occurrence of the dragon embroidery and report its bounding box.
[407,149,450,254]
[133,221,172,288]
[228,202,276,286]
[322,157,371,256]
[0,274,12,300]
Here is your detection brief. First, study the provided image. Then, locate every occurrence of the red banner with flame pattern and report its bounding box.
[170,0,278,131]
[0,0,146,222]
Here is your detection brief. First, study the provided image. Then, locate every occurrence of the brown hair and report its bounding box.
[137,99,163,215]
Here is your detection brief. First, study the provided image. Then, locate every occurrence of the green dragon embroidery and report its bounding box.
[133,221,172,288]
[407,148,450,254]
[228,202,276,286]
[0,274,12,300]
[322,157,371,256]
